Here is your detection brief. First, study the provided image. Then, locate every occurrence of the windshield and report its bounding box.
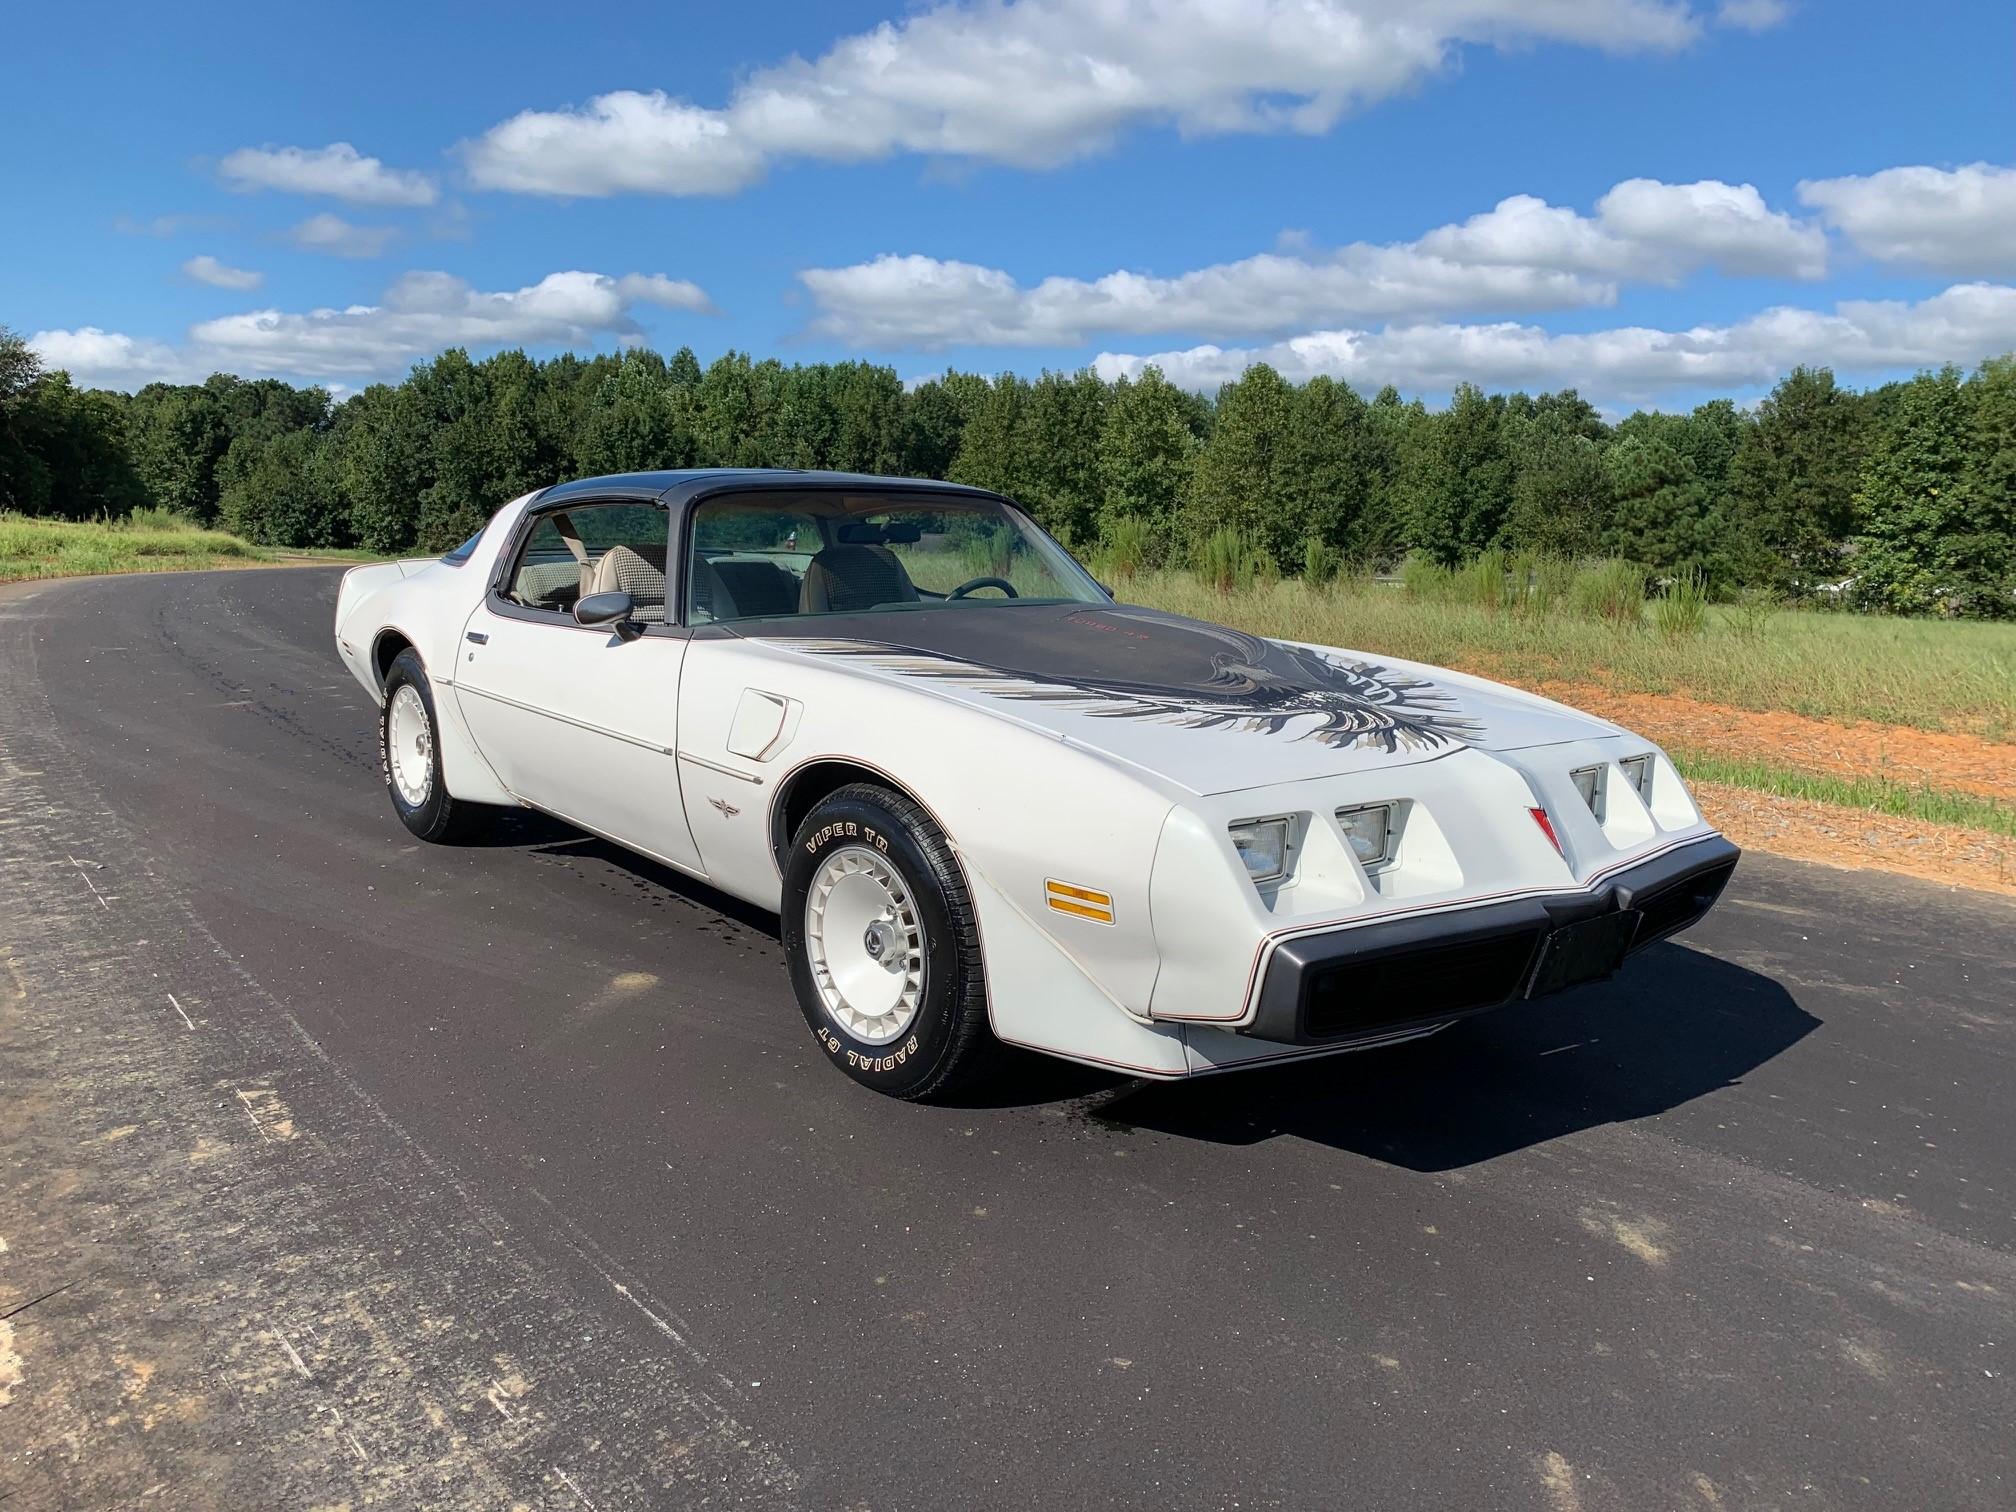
[685,491,1108,624]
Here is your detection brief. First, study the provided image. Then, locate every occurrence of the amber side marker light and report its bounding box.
[1046,879,1115,924]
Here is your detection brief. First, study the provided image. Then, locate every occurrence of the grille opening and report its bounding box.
[1632,860,1738,946]
[1302,929,1543,1040]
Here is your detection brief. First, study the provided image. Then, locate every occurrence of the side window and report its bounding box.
[687,505,820,623]
[502,504,670,622]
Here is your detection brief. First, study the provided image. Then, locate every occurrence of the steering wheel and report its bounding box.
[947,576,1019,600]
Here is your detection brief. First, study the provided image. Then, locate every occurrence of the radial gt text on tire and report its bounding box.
[782,783,999,1100]
[380,647,484,843]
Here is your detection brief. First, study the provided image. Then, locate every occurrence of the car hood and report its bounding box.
[745,603,1621,796]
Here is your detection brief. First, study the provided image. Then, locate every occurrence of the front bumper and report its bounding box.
[1241,835,1740,1047]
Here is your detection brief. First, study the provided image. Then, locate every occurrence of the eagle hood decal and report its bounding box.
[740,604,1621,794]
[779,620,1482,754]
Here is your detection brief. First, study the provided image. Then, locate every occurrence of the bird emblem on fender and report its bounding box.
[708,796,741,818]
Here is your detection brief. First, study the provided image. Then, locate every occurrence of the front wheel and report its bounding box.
[782,784,999,1100]
[381,648,486,843]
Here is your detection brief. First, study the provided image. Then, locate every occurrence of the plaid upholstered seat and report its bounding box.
[799,544,919,613]
[586,544,668,621]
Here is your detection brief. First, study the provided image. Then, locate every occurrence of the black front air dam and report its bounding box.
[1241,835,1740,1047]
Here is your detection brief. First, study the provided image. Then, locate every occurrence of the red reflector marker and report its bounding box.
[1529,806,1564,856]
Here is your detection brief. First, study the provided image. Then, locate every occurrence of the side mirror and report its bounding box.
[575,590,638,638]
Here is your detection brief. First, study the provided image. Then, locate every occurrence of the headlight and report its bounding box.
[1570,765,1605,820]
[1228,817,1291,885]
[1619,753,1654,800]
[1336,803,1396,869]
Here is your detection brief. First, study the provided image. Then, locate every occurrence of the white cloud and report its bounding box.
[801,176,1825,347]
[613,273,718,313]
[219,142,438,206]
[802,250,1608,348]
[1093,283,2016,405]
[27,328,200,387]
[1715,0,1791,29]
[463,0,1713,196]
[287,213,400,260]
[181,255,263,291]
[30,268,718,390]
[1419,178,1824,280]
[1798,162,2016,277]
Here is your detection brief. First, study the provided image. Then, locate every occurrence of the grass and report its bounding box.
[1116,569,2016,742]
[1671,750,2015,836]
[0,511,378,585]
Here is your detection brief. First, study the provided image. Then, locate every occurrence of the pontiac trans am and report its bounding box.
[334,469,1739,1100]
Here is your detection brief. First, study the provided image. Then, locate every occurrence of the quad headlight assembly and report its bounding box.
[1228,816,1292,885]
[1619,752,1656,801]
[1336,801,1401,872]
[1570,764,1606,821]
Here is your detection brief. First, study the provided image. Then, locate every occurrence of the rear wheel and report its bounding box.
[381,648,485,842]
[782,784,999,1100]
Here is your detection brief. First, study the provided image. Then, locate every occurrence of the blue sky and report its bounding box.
[6,0,2014,409]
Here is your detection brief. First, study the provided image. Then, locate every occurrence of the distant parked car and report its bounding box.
[335,470,1738,1099]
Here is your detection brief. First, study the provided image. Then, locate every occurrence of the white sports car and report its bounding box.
[335,469,1739,1100]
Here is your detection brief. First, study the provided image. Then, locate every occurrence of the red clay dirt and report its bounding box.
[1524,682,2014,897]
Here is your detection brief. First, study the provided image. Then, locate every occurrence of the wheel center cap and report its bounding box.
[863,918,899,966]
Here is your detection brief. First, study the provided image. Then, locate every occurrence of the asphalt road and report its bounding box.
[1,567,2011,1511]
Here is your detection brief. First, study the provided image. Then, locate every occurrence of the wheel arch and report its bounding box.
[371,627,417,694]
[772,758,941,872]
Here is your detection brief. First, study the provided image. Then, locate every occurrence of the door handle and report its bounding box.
[465,631,488,645]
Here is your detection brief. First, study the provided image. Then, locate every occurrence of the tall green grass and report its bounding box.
[1672,750,2015,836]
[0,509,375,584]
[1119,568,2016,741]
[1195,528,1270,596]
[1653,569,1711,639]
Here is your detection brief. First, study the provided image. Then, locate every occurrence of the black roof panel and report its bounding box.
[538,467,1004,506]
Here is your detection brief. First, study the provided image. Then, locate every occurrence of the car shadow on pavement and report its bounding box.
[1081,942,1817,1171]
[512,820,790,938]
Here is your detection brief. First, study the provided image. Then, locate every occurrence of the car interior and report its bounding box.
[500,492,1084,628]
[501,505,672,623]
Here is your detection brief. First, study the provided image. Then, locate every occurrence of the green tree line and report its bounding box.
[4,324,2013,617]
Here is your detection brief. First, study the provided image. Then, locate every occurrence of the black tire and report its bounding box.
[782,783,1000,1101]
[380,648,485,843]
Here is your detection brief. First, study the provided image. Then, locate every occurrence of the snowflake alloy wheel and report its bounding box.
[803,845,927,1044]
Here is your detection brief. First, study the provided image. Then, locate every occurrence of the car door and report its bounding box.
[453,496,705,877]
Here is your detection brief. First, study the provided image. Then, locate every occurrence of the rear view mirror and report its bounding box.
[575,590,637,638]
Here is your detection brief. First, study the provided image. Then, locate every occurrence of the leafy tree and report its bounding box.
[1351,386,1421,563]
[576,348,690,475]
[6,328,2014,618]
[1854,364,2014,616]
[1013,369,1107,542]
[126,382,229,520]
[1403,383,1512,565]
[1504,408,1609,557]
[0,325,46,512]
[1097,366,1199,550]
[948,373,1030,498]
[333,383,433,553]
[1185,363,1295,564]
[900,372,983,480]
[1728,366,1866,592]
[826,361,906,475]
[1277,375,1369,555]
[218,427,344,547]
